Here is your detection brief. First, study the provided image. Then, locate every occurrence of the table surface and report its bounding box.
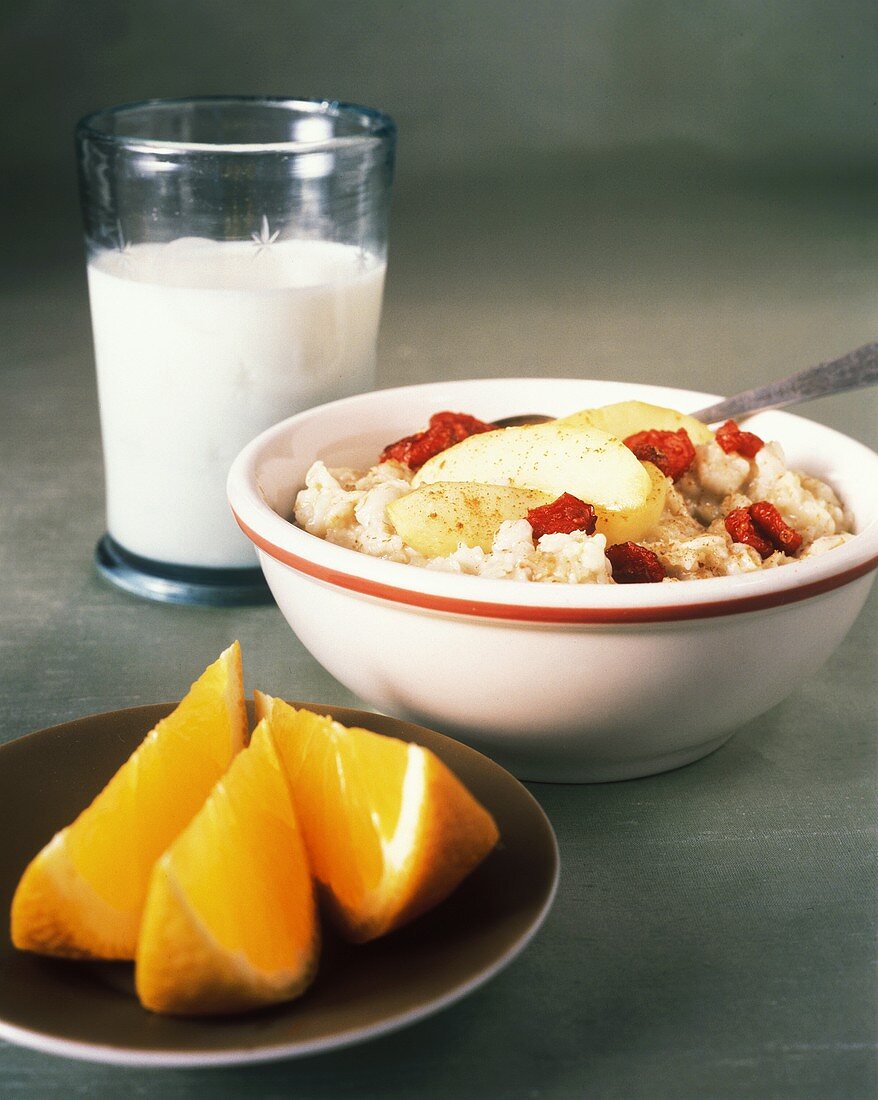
[1,173,876,1098]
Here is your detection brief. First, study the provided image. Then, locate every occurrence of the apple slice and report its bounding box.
[594,461,667,545]
[413,423,653,515]
[555,400,714,445]
[387,482,554,557]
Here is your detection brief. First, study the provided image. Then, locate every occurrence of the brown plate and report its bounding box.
[0,703,558,1067]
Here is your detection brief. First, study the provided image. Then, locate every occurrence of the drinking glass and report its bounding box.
[76,96,395,605]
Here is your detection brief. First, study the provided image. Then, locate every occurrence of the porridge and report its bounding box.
[293,406,854,584]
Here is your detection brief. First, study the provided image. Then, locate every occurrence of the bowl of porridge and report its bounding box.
[228,379,878,781]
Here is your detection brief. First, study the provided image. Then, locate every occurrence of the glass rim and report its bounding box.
[76,95,396,155]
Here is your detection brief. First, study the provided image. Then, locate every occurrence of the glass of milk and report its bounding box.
[76,97,395,605]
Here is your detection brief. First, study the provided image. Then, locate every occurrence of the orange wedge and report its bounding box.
[135,719,319,1016]
[256,693,500,943]
[11,642,247,960]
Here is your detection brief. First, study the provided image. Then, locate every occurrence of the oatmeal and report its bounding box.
[293,408,855,584]
[656,440,854,579]
[294,460,613,583]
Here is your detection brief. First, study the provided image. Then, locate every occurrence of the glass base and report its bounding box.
[94,534,273,607]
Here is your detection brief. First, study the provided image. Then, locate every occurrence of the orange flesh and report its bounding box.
[267,706,409,912]
[163,724,315,974]
[65,647,245,915]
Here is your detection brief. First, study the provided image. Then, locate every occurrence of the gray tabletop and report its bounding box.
[1,174,876,1098]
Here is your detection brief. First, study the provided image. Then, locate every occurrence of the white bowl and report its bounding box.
[228,379,878,782]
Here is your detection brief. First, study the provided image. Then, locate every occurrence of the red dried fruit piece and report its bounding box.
[726,501,803,558]
[724,505,774,559]
[606,542,666,584]
[428,411,494,434]
[749,501,803,554]
[527,493,597,540]
[623,429,696,481]
[380,411,495,470]
[715,419,764,458]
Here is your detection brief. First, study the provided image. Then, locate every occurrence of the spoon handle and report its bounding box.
[691,342,878,424]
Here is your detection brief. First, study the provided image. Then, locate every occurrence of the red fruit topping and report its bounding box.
[606,542,666,584]
[526,494,597,541]
[715,419,764,458]
[724,501,801,558]
[749,501,803,554]
[380,411,495,470]
[623,429,696,481]
[724,506,774,559]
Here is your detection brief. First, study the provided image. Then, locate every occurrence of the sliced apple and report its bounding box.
[413,423,653,515]
[555,400,714,446]
[594,461,668,545]
[387,482,555,557]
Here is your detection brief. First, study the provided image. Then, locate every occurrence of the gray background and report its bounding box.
[1,4,877,1098]
[5,1,878,192]
[2,0,877,443]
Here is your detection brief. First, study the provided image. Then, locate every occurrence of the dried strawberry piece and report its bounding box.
[726,501,802,558]
[623,429,696,481]
[527,493,597,540]
[380,428,445,469]
[380,411,495,470]
[715,419,764,458]
[428,411,494,434]
[724,505,774,559]
[749,501,803,554]
[606,542,666,583]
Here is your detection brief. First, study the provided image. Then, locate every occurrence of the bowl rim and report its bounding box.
[227,378,878,624]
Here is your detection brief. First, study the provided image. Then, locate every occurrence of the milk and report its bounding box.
[87,238,386,568]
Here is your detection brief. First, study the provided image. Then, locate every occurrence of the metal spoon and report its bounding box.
[493,341,878,428]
